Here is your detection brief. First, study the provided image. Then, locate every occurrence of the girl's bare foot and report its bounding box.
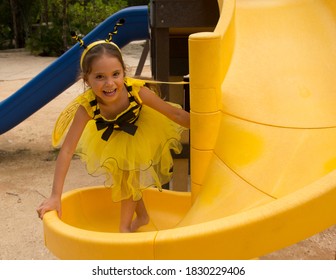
[119,226,132,233]
[130,215,149,232]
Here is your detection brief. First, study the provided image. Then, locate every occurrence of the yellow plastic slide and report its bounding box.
[43,0,336,259]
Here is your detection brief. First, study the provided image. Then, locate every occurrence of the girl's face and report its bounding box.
[85,54,126,104]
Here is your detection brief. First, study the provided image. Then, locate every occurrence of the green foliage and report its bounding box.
[3,0,127,55]
[0,0,13,49]
[0,0,38,49]
[26,25,65,56]
[127,0,149,6]
[0,25,13,49]
[69,0,127,36]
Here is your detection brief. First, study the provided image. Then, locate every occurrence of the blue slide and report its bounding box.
[0,6,149,134]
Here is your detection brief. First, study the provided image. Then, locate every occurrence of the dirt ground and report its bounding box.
[0,43,335,260]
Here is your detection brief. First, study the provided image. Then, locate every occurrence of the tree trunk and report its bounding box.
[62,0,68,51]
[9,0,24,48]
[42,0,49,28]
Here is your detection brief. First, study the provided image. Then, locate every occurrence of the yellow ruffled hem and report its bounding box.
[75,104,186,202]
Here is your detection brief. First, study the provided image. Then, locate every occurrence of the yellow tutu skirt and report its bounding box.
[75,104,185,202]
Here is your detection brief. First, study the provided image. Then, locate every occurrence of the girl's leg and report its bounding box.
[131,198,149,232]
[119,197,137,233]
[119,172,149,232]
[119,197,149,233]
[119,172,137,232]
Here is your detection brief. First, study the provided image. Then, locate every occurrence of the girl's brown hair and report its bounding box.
[81,43,126,81]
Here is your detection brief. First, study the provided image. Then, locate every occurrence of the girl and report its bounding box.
[36,39,190,233]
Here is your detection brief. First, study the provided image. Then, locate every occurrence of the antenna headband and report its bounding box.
[79,40,121,70]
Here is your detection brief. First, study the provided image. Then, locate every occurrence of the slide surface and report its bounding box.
[0,6,149,135]
[43,0,336,259]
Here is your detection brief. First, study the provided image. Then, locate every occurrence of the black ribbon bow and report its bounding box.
[95,109,138,141]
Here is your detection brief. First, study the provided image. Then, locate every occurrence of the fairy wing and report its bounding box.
[52,99,81,147]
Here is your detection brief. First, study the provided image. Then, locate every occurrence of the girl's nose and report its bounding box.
[105,77,115,86]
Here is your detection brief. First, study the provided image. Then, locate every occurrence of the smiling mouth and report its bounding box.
[103,89,116,96]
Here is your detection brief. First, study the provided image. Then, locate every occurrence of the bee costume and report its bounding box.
[52,20,187,202]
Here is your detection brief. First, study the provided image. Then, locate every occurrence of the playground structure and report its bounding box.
[2,0,336,259]
[0,6,149,135]
[150,0,219,100]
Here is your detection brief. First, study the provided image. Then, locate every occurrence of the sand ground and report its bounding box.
[0,43,335,260]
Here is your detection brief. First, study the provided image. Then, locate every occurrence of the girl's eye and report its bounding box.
[96,75,104,79]
[113,72,120,78]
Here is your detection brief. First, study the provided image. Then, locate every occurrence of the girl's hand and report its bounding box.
[36,195,62,220]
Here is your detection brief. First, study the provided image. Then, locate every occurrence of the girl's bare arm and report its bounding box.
[37,106,90,219]
[139,86,190,128]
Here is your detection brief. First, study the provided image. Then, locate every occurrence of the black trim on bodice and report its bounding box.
[90,85,142,141]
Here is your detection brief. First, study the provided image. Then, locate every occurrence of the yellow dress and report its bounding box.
[52,77,186,202]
